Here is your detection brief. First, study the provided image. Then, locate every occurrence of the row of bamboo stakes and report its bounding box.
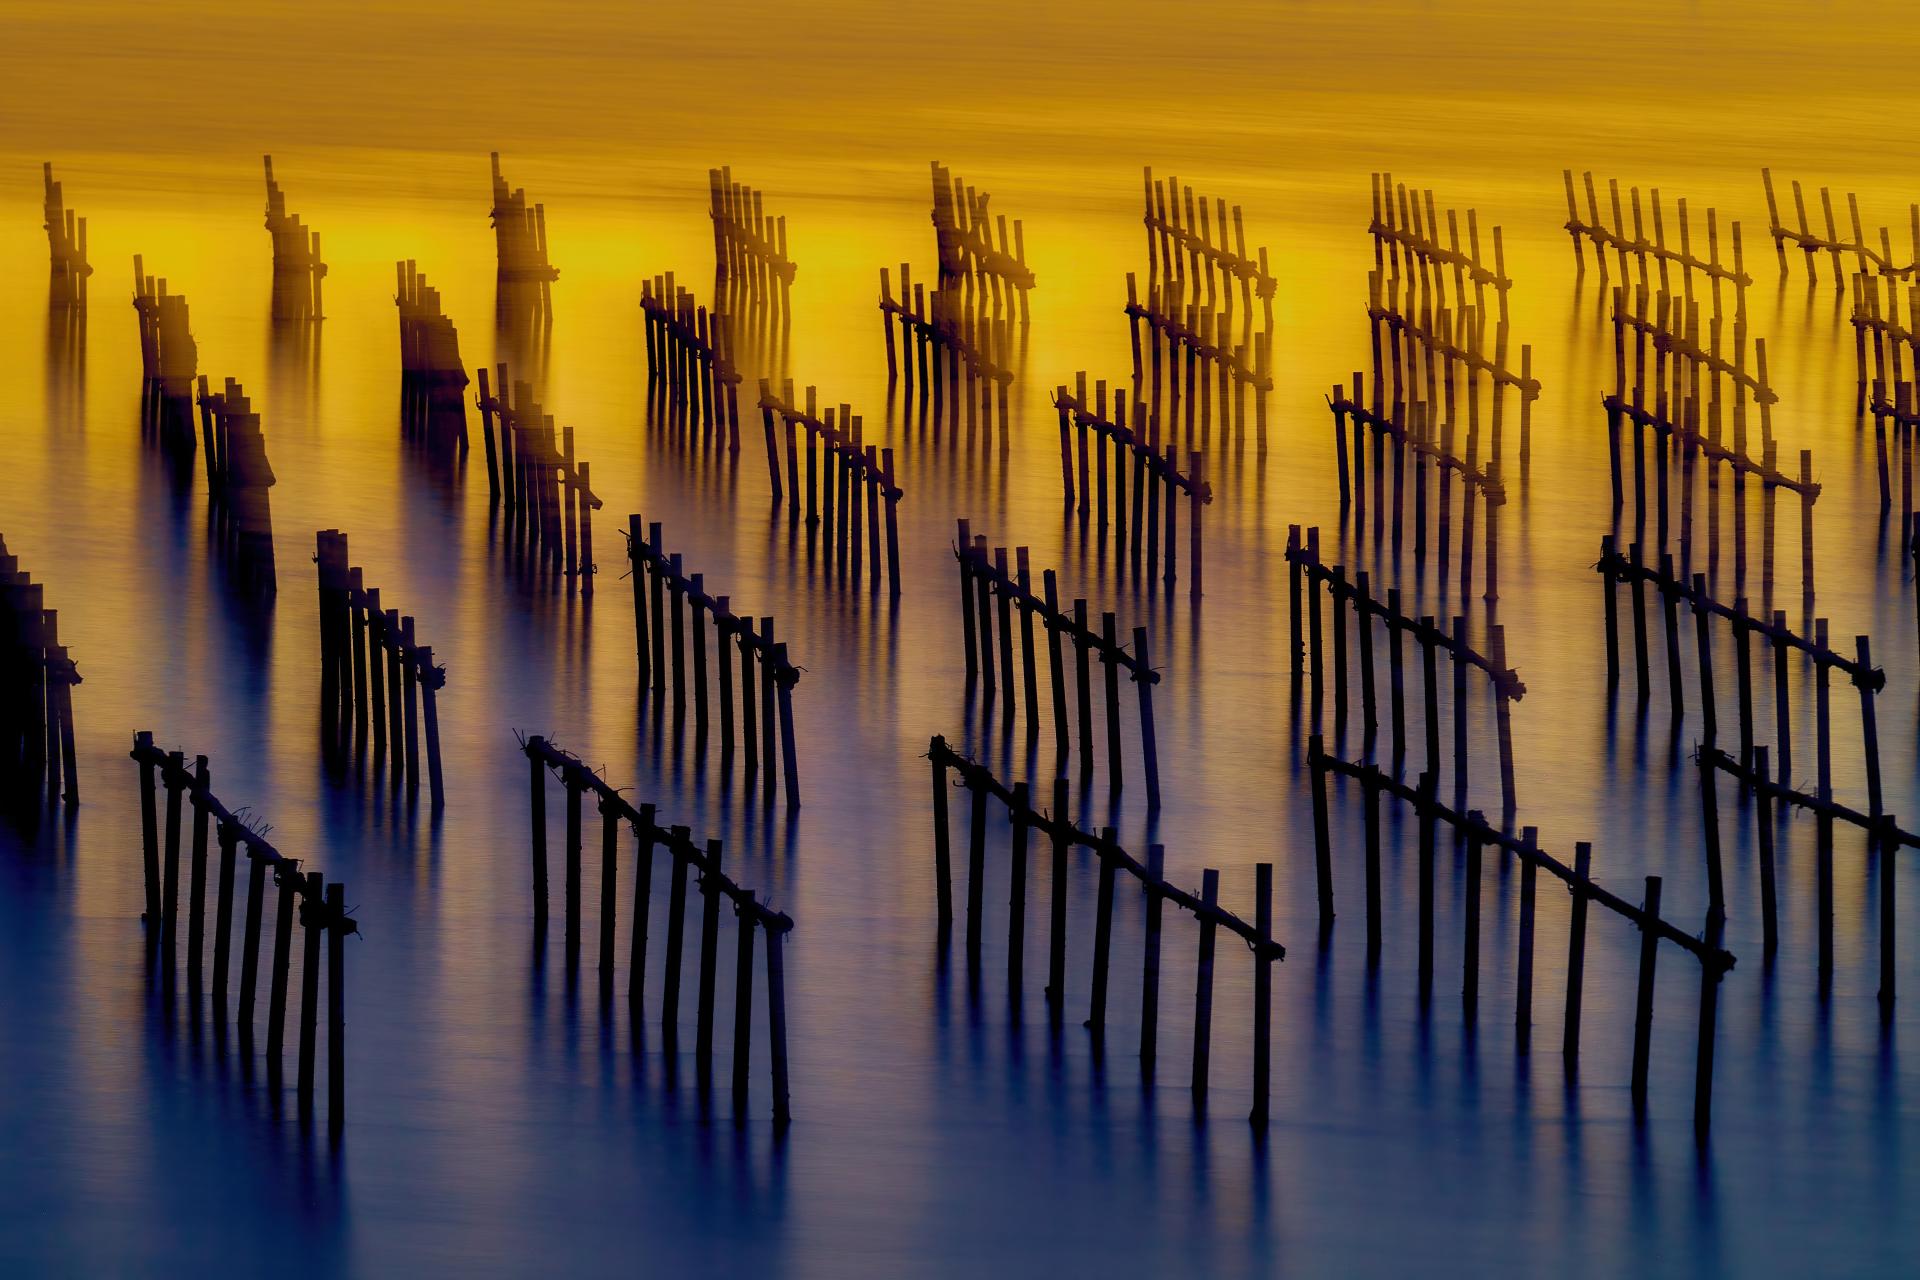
[395,260,471,455]
[1306,739,1737,1139]
[263,155,326,321]
[489,152,559,303]
[927,738,1283,1122]
[2,536,81,808]
[1605,283,1817,601]
[1135,170,1276,447]
[879,264,1016,428]
[314,531,448,807]
[1595,535,1879,811]
[756,382,904,596]
[1762,168,1918,284]
[1287,525,1521,817]
[194,377,280,594]
[642,273,743,447]
[954,520,1162,804]
[625,517,803,806]
[42,163,91,308]
[524,737,793,1120]
[132,256,198,461]
[132,734,356,1137]
[709,166,795,300]
[1054,376,1209,598]
[930,161,1035,316]
[1562,170,1750,299]
[473,367,602,587]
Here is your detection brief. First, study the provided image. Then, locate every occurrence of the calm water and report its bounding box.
[2,3,1918,1275]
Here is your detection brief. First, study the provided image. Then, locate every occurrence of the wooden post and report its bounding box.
[1309,737,1333,926]
[297,870,324,1113]
[528,737,548,929]
[628,805,656,1005]
[1049,777,1071,1027]
[161,750,184,960]
[1691,575,1717,745]
[766,921,791,1125]
[695,838,724,1091]
[930,742,953,933]
[629,516,650,688]
[966,781,987,974]
[1463,814,1483,1021]
[598,795,620,992]
[1102,613,1123,795]
[1251,862,1273,1126]
[1601,536,1620,686]
[1856,636,1883,822]
[1878,815,1897,1012]
[1191,868,1220,1108]
[1754,746,1777,956]
[1515,827,1538,1054]
[238,854,267,1043]
[661,826,691,1046]
[1140,843,1165,1072]
[1700,741,1725,924]
[690,575,710,735]
[187,756,210,990]
[957,521,977,681]
[1133,627,1161,806]
[1074,601,1094,777]
[1631,876,1663,1114]
[1016,550,1040,738]
[327,882,345,1137]
[1417,771,1436,1001]
[1660,553,1684,718]
[212,822,239,1020]
[419,646,444,810]
[1694,916,1724,1142]
[1563,843,1591,1071]
[1044,572,1069,766]
[1363,768,1382,961]
[1088,830,1118,1039]
[732,895,758,1114]
[1189,450,1205,601]
[265,864,298,1075]
[1007,783,1030,1001]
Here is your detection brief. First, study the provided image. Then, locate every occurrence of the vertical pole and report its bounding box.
[298,870,323,1114]
[327,882,345,1137]
[266,866,298,1076]
[1309,737,1334,926]
[1563,843,1592,1071]
[1007,783,1030,1001]
[1133,627,1161,805]
[1417,771,1436,1001]
[212,823,239,1021]
[766,922,791,1125]
[1631,876,1663,1115]
[1088,831,1118,1039]
[1251,863,1273,1127]
[187,756,210,990]
[238,855,266,1042]
[1462,815,1483,1021]
[1516,827,1538,1054]
[528,738,548,929]
[1191,869,1219,1108]
[1755,746,1778,956]
[628,805,657,1005]
[966,782,987,974]
[733,896,757,1114]
[1049,778,1071,1026]
[599,796,620,991]
[1140,844,1165,1072]
[930,743,953,934]
[661,827,691,1046]
[695,839,724,1091]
